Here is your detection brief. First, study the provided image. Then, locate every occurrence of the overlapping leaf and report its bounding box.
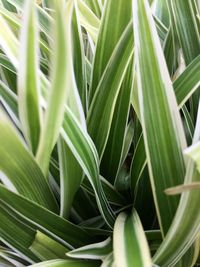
[133,0,187,235]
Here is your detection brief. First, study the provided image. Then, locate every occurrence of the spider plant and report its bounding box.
[0,0,199,266]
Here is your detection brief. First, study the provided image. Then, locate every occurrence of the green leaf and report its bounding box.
[133,0,187,235]
[185,141,200,173]
[0,184,93,249]
[0,80,18,123]
[130,133,146,194]
[0,13,18,67]
[0,10,115,228]
[67,237,112,260]
[72,5,87,114]
[87,22,134,158]
[58,137,83,218]
[29,259,100,267]
[167,0,200,120]
[154,0,170,27]
[153,104,200,266]
[100,62,133,183]
[167,0,200,65]
[89,0,132,102]
[84,0,101,18]
[30,231,69,261]
[101,253,113,267]
[0,110,58,212]
[76,0,99,43]
[18,0,41,154]
[36,0,74,175]
[0,203,38,263]
[61,107,115,228]
[113,211,152,267]
[174,55,200,108]
[82,176,126,207]
[7,0,52,41]
[0,4,51,56]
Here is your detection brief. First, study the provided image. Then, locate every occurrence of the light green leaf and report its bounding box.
[153,103,200,266]
[0,110,58,212]
[18,0,41,154]
[130,133,146,194]
[67,238,112,260]
[30,231,69,261]
[167,0,200,65]
[7,0,52,41]
[36,0,75,175]
[113,211,152,267]
[0,203,38,263]
[0,11,115,228]
[72,4,87,114]
[29,259,100,267]
[154,0,169,27]
[61,107,115,228]
[76,0,99,43]
[167,0,200,120]
[0,184,93,249]
[87,22,134,158]
[185,141,200,173]
[84,0,101,18]
[89,0,132,102]
[174,55,200,108]
[100,62,133,183]
[58,137,83,219]
[133,0,187,235]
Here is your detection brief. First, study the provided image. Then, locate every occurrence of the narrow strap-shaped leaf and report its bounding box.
[58,137,83,218]
[67,238,112,260]
[72,4,87,114]
[167,0,200,65]
[131,54,200,194]
[100,62,133,183]
[87,22,134,158]
[30,231,69,261]
[119,120,134,167]
[61,107,115,228]
[101,253,113,267]
[174,55,200,108]
[0,4,51,56]
[113,211,152,267]
[36,0,74,175]
[154,0,169,27]
[0,80,18,120]
[76,0,99,43]
[0,110,58,212]
[130,133,147,194]
[82,176,126,206]
[7,0,52,41]
[0,8,115,228]
[18,0,41,154]
[153,15,168,44]
[89,0,132,103]
[185,141,200,173]
[83,0,101,18]
[0,53,15,74]
[163,27,179,76]
[153,103,200,266]
[0,203,38,263]
[29,259,100,267]
[58,1,89,219]
[133,0,187,235]
[0,184,93,249]
[167,0,200,121]
[182,105,195,144]
[0,14,18,67]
